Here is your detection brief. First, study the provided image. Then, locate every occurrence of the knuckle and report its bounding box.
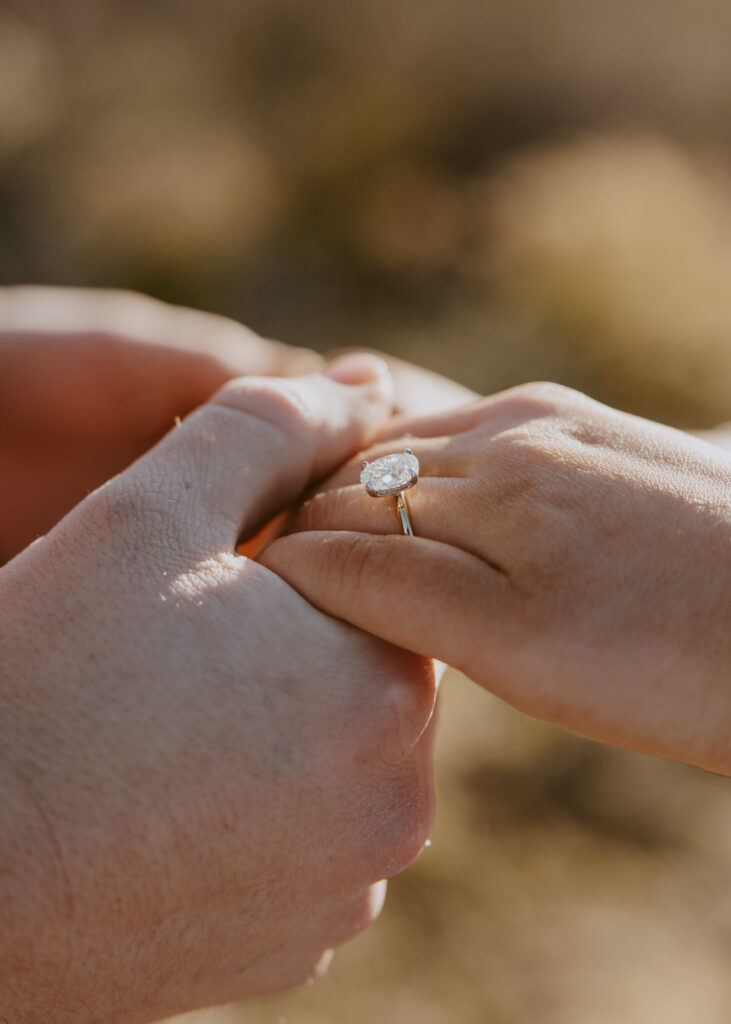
[84,476,181,560]
[339,652,435,765]
[505,380,575,415]
[330,533,385,602]
[376,656,436,760]
[87,478,151,534]
[517,380,573,403]
[295,488,342,532]
[357,666,436,877]
[336,654,435,876]
[215,378,316,440]
[377,761,435,876]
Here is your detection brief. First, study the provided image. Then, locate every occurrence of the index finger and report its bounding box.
[0,287,322,438]
[373,380,594,444]
[0,285,321,377]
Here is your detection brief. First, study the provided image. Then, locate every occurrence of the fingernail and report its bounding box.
[324,353,393,398]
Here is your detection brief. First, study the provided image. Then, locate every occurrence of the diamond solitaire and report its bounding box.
[360,450,419,497]
[360,449,419,536]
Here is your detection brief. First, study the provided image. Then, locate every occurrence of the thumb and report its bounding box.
[106,355,395,553]
[258,530,513,685]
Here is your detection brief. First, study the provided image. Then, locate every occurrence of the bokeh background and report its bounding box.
[1,1,730,1021]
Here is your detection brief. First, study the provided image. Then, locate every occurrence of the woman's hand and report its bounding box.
[262,382,731,775]
[0,286,320,561]
[0,358,436,1024]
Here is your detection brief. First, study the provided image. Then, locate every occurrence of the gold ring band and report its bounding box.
[395,491,414,536]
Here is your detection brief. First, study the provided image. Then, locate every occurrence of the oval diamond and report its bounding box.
[360,450,419,496]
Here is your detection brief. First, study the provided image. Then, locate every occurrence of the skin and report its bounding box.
[262,382,731,776]
[0,287,474,563]
[0,285,465,1021]
[0,359,438,1024]
[0,285,321,562]
[10,285,726,1014]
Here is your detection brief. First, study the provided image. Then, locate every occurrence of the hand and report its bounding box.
[262,382,731,775]
[0,286,320,561]
[0,357,436,1024]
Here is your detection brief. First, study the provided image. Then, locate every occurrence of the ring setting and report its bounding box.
[360,448,419,536]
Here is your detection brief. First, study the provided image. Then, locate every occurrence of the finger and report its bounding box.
[325,348,478,416]
[301,381,589,511]
[0,288,321,439]
[116,355,395,552]
[299,384,567,501]
[258,531,515,689]
[371,380,585,445]
[0,285,320,377]
[304,434,474,496]
[293,479,498,567]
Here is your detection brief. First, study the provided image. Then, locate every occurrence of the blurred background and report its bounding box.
[1,0,729,1020]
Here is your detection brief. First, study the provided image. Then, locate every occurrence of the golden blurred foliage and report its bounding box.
[1,0,730,429]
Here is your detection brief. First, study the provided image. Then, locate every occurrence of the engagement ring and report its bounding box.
[360,449,419,536]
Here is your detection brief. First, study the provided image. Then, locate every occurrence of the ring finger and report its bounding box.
[292,476,500,568]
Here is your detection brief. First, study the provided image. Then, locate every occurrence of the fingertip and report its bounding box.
[258,530,506,689]
[267,341,324,377]
[324,353,395,406]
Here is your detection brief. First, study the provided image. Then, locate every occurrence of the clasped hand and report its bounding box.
[0,288,728,1024]
[0,289,442,1024]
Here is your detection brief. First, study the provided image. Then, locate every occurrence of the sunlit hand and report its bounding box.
[262,382,731,776]
[0,357,436,1024]
[0,286,319,560]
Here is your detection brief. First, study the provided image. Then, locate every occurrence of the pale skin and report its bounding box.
[3,286,729,1020]
[263,382,731,776]
[0,360,440,1024]
[0,290,459,1024]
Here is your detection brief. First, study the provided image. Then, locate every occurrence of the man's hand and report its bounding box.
[0,287,477,563]
[331,349,478,418]
[0,286,320,560]
[262,382,731,775]
[0,358,436,1024]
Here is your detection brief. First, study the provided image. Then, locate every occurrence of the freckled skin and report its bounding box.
[263,382,731,777]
